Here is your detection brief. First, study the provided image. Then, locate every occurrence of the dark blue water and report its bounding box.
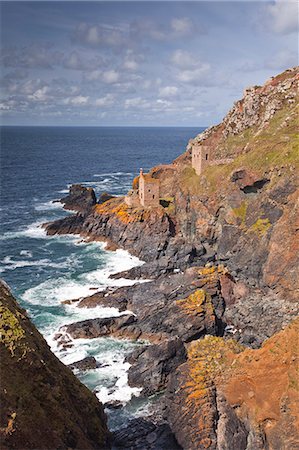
[0,125,202,427]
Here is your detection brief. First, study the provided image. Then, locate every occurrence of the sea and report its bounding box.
[0,126,203,428]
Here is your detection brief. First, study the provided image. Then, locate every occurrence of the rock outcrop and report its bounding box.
[60,184,96,213]
[166,318,299,450]
[0,280,110,450]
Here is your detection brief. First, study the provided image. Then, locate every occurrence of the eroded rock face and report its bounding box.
[127,338,187,396]
[64,314,138,340]
[112,418,182,450]
[166,320,299,450]
[71,267,225,343]
[0,281,110,450]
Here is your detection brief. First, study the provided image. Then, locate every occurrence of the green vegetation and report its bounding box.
[160,197,175,215]
[179,102,298,196]
[248,218,271,236]
[232,201,248,228]
[0,302,28,357]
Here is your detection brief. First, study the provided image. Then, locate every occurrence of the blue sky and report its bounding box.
[0,1,298,126]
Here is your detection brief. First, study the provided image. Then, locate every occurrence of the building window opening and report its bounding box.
[206,154,208,160]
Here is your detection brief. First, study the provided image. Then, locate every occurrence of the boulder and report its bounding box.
[127,338,187,396]
[60,184,96,213]
[68,356,98,371]
[112,418,182,450]
[64,314,137,339]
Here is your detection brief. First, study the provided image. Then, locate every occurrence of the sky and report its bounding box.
[0,1,298,126]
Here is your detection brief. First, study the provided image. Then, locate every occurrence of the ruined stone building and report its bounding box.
[191,144,210,176]
[125,168,160,208]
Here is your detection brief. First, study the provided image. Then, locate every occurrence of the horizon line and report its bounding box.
[0,124,207,128]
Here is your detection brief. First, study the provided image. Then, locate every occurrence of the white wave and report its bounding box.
[0,254,80,273]
[93,172,133,177]
[20,250,33,258]
[96,362,141,405]
[0,220,48,241]
[0,256,64,272]
[34,200,64,211]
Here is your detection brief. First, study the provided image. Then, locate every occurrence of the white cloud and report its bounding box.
[177,65,210,84]
[102,70,119,84]
[171,17,193,35]
[159,86,178,98]
[124,97,150,109]
[171,49,197,69]
[171,50,211,85]
[266,0,298,34]
[85,70,102,81]
[74,22,126,48]
[95,94,115,107]
[66,95,89,106]
[28,86,49,102]
[85,69,119,84]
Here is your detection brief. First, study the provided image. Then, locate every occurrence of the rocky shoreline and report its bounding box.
[2,67,297,449]
[40,67,299,449]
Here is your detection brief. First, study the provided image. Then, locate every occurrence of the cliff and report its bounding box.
[0,280,110,450]
[46,67,298,300]
[167,318,299,450]
[43,67,299,449]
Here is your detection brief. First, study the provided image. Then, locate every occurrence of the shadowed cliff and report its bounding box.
[0,280,110,450]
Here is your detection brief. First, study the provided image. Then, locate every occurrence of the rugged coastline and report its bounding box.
[2,67,299,449]
[45,67,299,449]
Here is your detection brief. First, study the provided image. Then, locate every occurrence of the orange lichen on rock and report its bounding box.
[197,264,228,283]
[184,336,243,400]
[176,289,214,317]
[0,412,17,436]
[176,318,299,449]
[132,175,139,190]
[224,317,299,447]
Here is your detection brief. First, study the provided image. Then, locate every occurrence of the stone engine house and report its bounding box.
[125,168,160,208]
[192,144,210,176]
[139,168,160,207]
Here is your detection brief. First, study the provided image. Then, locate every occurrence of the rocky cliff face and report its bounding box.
[166,318,299,450]
[43,67,299,449]
[0,281,110,450]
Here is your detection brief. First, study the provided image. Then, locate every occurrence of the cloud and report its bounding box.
[171,50,211,85]
[85,69,120,84]
[28,86,50,102]
[159,86,178,98]
[171,49,198,69]
[129,16,202,42]
[62,51,103,71]
[65,95,89,106]
[171,17,196,36]
[124,97,150,109]
[265,0,298,34]
[95,94,115,107]
[1,44,63,69]
[73,22,127,49]
[264,50,298,70]
[102,70,119,84]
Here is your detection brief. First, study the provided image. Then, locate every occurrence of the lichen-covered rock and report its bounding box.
[0,280,110,450]
[166,319,299,450]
